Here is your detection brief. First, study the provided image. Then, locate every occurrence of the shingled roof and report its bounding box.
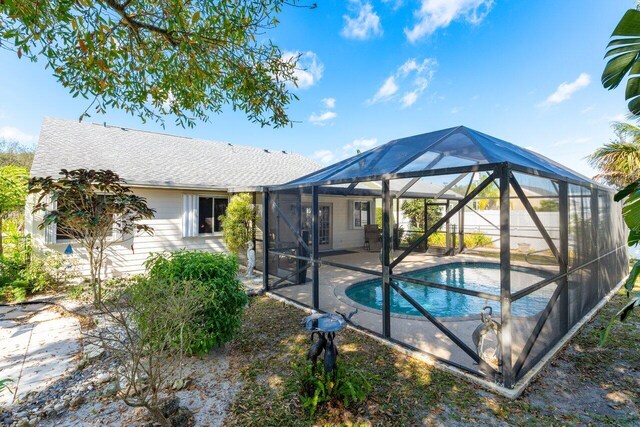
[31,117,321,190]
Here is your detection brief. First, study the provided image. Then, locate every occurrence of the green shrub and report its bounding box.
[9,284,27,302]
[101,275,143,301]
[1,240,80,301]
[23,250,80,293]
[464,232,494,249]
[96,276,209,425]
[428,231,446,247]
[401,229,446,247]
[294,360,372,417]
[219,193,258,255]
[144,250,248,354]
[67,284,85,300]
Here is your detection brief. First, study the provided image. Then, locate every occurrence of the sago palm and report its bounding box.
[588,121,640,188]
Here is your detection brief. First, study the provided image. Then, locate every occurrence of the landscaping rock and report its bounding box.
[102,381,120,397]
[95,373,111,384]
[16,418,31,427]
[84,343,105,360]
[70,395,85,408]
[160,397,180,418]
[169,407,194,427]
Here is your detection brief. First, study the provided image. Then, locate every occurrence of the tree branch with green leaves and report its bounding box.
[29,169,156,305]
[0,0,311,128]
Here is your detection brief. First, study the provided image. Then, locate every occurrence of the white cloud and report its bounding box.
[309,97,337,126]
[450,106,461,114]
[342,1,383,40]
[370,76,399,104]
[405,0,494,43]
[282,51,324,89]
[313,149,336,164]
[309,111,337,125]
[0,126,35,143]
[316,138,379,165]
[539,73,591,107]
[382,0,404,10]
[322,98,336,109]
[553,137,592,147]
[369,58,436,107]
[343,137,379,152]
[580,104,595,114]
[401,91,419,108]
[398,58,434,77]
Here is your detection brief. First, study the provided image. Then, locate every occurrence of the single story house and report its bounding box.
[27,117,405,277]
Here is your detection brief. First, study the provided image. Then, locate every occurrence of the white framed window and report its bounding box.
[182,194,228,237]
[352,201,370,229]
[50,195,116,243]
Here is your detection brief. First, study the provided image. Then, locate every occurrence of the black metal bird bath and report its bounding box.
[301,313,346,376]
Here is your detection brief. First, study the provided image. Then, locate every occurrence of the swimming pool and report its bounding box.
[344,262,551,318]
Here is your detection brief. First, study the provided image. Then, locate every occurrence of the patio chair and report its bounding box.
[364,224,381,252]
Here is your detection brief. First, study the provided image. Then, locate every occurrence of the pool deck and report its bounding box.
[269,249,555,376]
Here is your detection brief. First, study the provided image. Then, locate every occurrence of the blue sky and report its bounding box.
[0,0,635,177]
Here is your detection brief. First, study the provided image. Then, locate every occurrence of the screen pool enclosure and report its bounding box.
[261,125,628,391]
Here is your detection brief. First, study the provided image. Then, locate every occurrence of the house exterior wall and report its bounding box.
[300,194,376,250]
[26,187,231,278]
[329,196,377,250]
[25,187,377,279]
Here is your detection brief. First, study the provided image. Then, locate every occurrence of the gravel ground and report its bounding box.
[0,295,240,427]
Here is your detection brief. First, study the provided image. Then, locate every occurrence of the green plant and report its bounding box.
[1,235,80,301]
[93,277,207,427]
[219,193,259,255]
[101,275,142,302]
[464,232,494,249]
[602,7,640,116]
[587,122,640,188]
[538,199,560,212]
[9,285,27,302]
[601,180,640,343]
[376,206,383,229]
[0,165,28,256]
[0,139,34,169]
[401,199,443,229]
[67,284,85,300]
[145,250,248,354]
[0,1,299,128]
[0,378,13,395]
[30,169,155,305]
[23,250,80,293]
[294,360,372,417]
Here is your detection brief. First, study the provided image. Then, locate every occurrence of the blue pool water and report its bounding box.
[345,262,550,318]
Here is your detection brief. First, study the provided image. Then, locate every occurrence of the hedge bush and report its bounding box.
[144,250,248,354]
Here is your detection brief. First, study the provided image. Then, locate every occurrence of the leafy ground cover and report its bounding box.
[226,287,640,426]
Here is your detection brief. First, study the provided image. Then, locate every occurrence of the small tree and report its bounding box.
[219,193,258,255]
[93,277,208,426]
[29,169,155,305]
[0,165,28,256]
[400,199,443,229]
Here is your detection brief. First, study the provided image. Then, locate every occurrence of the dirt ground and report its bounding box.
[226,288,640,426]
[2,283,639,426]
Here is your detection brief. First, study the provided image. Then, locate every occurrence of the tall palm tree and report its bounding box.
[588,121,640,188]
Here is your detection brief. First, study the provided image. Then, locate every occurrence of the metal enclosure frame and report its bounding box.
[262,127,628,390]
